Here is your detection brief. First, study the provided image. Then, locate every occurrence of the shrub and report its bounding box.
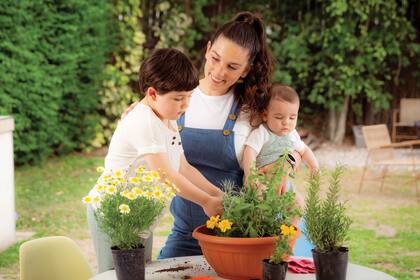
[0,0,112,163]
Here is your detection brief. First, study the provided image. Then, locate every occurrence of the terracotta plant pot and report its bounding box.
[312,247,348,280]
[262,259,288,280]
[111,245,145,280]
[193,225,299,280]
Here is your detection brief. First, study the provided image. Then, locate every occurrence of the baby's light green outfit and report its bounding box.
[245,124,305,168]
[245,124,305,192]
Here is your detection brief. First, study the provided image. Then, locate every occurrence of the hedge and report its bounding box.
[0,0,112,164]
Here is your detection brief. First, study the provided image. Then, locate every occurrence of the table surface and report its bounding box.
[91,255,396,280]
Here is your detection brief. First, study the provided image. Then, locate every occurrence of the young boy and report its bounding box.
[87,48,223,272]
[243,84,319,193]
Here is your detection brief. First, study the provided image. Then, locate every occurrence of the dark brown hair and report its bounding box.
[210,12,275,125]
[269,84,300,105]
[139,48,199,96]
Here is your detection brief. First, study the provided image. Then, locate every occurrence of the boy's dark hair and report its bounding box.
[269,84,300,105]
[139,48,198,95]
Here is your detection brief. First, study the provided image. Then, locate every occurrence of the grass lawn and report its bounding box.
[1,153,419,279]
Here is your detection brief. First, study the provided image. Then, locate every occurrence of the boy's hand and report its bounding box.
[203,196,223,217]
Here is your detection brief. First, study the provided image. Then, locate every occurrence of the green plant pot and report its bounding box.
[262,259,288,280]
[312,247,348,280]
[111,245,145,280]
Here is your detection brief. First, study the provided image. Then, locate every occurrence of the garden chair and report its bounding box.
[391,98,420,142]
[20,236,93,280]
[358,124,420,202]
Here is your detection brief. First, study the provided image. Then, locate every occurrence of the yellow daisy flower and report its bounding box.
[126,192,136,200]
[206,215,220,229]
[94,184,105,192]
[96,166,105,173]
[120,189,130,197]
[132,187,143,196]
[145,191,152,200]
[130,177,140,184]
[149,170,160,179]
[136,166,145,174]
[106,185,117,195]
[92,196,101,203]
[218,219,233,233]
[142,175,153,183]
[153,190,162,199]
[119,204,130,214]
[114,170,123,178]
[82,196,92,204]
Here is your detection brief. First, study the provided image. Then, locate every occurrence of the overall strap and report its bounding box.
[222,100,239,137]
[177,112,186,132]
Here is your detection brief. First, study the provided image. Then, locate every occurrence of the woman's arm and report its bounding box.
[179,154,223,198]
[143,153,222,217]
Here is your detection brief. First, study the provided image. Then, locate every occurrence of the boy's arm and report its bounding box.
[143,153,222,217]
[179,154,223,198]
[301,145,319,173]
[242,145,257,182]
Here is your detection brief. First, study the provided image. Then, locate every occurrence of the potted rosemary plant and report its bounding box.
[303,166,352,280]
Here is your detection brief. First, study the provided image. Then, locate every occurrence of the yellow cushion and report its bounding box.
[20,236,93,280]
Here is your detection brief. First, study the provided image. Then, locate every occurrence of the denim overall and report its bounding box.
[158,101,243,258]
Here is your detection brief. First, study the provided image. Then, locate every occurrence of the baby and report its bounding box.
[243,84,319,193]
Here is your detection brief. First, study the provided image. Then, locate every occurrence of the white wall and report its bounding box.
[0,116,16,252]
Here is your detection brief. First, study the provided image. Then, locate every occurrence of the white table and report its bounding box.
[91,255,396,280]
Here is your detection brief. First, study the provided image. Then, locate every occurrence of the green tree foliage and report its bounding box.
[91,0,146,148]
[265,0,419,142]
[92,0,196,147]
[0,0,111,163]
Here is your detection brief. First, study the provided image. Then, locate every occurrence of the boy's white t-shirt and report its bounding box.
[105,103,183,171]
[184,87,253,166]
[89,103,183,196]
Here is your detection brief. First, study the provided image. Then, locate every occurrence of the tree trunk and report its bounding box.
[327,96,349,144]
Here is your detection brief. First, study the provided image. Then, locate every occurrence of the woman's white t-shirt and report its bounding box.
[184,87,252,167]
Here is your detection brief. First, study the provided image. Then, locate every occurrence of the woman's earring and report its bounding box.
[237,78,243,84]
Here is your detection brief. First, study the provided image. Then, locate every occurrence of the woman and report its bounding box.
[158,11,313,258]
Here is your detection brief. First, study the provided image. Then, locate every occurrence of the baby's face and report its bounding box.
[263,99,299,136]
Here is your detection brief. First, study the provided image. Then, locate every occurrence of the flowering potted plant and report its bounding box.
[262,224,297,280]
[304,166,352,280]
[83,166,177,280]
[193,153,302,279]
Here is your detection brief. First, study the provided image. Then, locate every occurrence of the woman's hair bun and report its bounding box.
[233,11,257,24]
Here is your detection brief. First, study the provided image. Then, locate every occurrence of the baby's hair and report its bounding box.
[138,48,198,96]
[269,84,300,105]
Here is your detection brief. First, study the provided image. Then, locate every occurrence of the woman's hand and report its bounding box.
[203,195,223,217]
